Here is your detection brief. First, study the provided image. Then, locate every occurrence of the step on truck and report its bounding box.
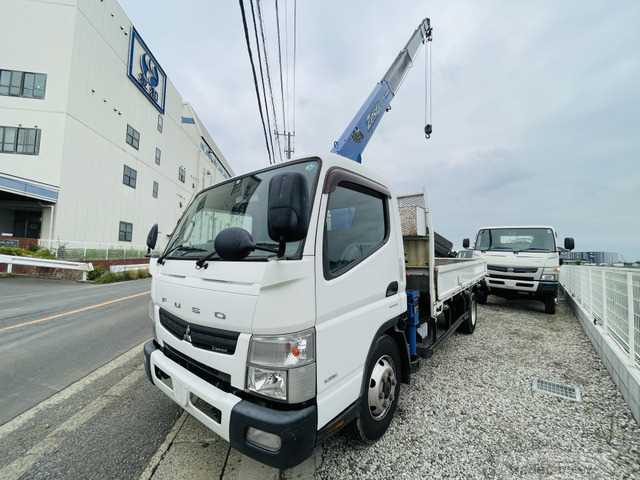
[143,155,486,468]
[463,226,575,314]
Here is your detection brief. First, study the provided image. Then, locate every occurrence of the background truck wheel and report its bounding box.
[476,287,488,305]
[459,294,477,334]
[544,295,556,314]
[352,335,401,443]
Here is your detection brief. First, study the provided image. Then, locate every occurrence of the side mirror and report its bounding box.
[146,224,158,253]
[215,227,256,260]
[564,237,575,251]
[268,172,309,256]
[462,238,470,249]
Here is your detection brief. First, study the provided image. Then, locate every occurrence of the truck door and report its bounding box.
[314,171,403,428]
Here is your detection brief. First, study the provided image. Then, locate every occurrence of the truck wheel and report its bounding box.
[459,294,477,334]
[544,295,556,315]
[476,288,488,305]
[352,335,401,443]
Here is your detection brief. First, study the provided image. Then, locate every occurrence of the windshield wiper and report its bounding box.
[157,245,206,265]
[195,250,221,269]
[523,247,550,251]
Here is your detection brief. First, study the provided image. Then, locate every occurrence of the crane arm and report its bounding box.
[331,18,432,163]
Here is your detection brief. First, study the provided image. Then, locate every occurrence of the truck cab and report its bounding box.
[464,226,574,314]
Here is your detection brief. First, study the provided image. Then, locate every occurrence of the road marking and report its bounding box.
[0,369,145,480]
[137,412,188,480]
[0,290,150,334]
[0,339,148,439]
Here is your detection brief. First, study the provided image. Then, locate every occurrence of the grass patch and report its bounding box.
[0,246,55,259]
[93,269,150,284]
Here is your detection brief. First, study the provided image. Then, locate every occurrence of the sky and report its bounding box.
[119,0,640,260]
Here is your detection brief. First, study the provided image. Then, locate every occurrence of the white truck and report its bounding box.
[463,226,575,314]
[142,154,486,468]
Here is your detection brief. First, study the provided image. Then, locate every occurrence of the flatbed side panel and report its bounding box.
[434,258,486,302]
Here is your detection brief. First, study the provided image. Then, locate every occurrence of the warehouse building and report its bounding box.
[0,0,233,248]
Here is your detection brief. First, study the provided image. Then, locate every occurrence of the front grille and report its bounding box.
[159,308,239,355]
[487,265,538,274]
[488,273,535,281]
[163,343,232,391]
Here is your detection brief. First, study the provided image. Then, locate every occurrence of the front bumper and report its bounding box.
[143,341,317,469]
[484,278,558,298]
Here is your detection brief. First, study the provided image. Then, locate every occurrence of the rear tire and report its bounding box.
[351,335,401,443]
[459,294,477,334]
[544,295,556,315]
[476,287,488,305]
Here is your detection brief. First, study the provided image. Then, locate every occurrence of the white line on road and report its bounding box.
[0,339,148,440]
[0,368,145,480]
[137,412,188,480]
[0,290,150,334]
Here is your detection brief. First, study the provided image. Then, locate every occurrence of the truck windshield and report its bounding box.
[475,228,556,252]
[163,159,320,260]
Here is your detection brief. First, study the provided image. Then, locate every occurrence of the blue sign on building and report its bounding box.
[127,27,167,113]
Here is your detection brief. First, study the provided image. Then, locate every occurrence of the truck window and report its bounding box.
[324,185,387,278]
[475,227,556,252]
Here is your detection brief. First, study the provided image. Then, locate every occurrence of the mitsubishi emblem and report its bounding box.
[183,325,192,343]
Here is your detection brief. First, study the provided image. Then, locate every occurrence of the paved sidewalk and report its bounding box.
[143,300,640,479]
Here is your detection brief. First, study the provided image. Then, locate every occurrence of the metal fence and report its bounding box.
[38,239,149,262]
[561,265,640,369]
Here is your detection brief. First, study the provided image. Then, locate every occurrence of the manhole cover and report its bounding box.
[531,379,583,401]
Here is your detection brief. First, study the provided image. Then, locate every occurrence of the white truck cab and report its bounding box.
[463,226,574,314]
[143,155,485,468]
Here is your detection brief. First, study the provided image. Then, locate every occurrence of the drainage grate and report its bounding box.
[531,379,583,401]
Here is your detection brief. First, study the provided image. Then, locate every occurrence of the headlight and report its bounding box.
[541,267,560,281]
[246,328,316,403]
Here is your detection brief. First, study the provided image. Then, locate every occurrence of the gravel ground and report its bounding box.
[315,297,640,480]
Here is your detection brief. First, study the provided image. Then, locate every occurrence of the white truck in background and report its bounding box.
[463,226,574,314]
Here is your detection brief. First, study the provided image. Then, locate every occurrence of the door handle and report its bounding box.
[386,281,398,297]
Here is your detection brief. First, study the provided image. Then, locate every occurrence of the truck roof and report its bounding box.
[479,226,556,230]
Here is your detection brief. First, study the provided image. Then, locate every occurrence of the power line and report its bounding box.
[275,0,287,134]
[256,0,283,162]
[239,0,272,164]
[292,0,297,143]
[249,0,275,164]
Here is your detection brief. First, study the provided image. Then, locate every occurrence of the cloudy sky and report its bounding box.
[120,0,640,260]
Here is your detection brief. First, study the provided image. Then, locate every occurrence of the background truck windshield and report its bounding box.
[164,160,320,259]
[475,228,556,252]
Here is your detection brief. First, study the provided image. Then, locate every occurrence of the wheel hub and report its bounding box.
[367,355,397,421]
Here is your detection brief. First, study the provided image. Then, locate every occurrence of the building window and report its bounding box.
[157,114,163,133]
[0,69,47,99]
[155,147,161,165]
[0,126,41,155]
[126,124,140,150]
[118,221,133,242]
[152,181,159,198]
[181,116,195,124]
[178,166,186,183]
[123,165,137,188]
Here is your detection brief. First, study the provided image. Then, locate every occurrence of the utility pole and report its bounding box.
[274,131,295,160]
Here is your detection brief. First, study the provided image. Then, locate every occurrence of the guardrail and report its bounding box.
[561,265,639,369]
[0,254,94,281]
[38,239,149,262]
[110,263,149,273]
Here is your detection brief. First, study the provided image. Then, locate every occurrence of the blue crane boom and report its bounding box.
[331,18,433,163]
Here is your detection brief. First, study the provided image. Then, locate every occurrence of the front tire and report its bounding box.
[544,294,556,314]
[352,335,401,443]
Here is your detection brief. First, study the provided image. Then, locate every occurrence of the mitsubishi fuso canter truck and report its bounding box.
[463,226,575,314]
[142,155,486,468]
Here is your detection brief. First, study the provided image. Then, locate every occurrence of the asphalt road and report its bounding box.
[0,276,182,480]
[0,277,152,424]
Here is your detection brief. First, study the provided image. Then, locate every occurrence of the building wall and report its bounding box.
[0,0,233,246]
[0,0,76,188]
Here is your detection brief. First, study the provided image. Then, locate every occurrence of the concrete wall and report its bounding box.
[563,287,640,423]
